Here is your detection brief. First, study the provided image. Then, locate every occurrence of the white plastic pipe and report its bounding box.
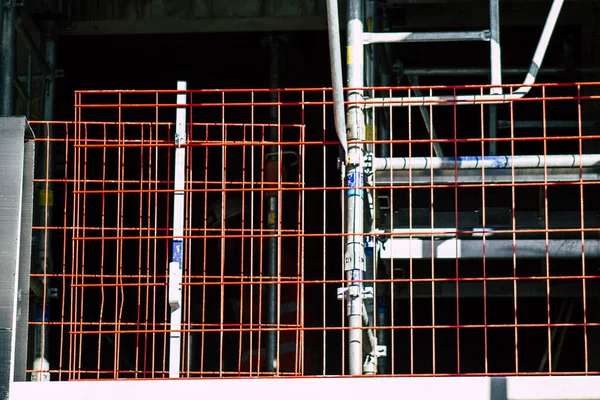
[365,0,565,108]
[373,154,600,171]
[326,0,348,153]
[489,0,502,95]
[169,81,187,378]
[345,0,365,376]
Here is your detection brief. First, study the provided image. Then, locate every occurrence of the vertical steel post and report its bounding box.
[0,0,16,115]
[168,81,187,378]
[364,0,376,156]
[489,0,502,155]
[31,26,57,382]
[326,0,348,153]
[346,0,366,376]
[363,1,379,375]
[265,35,281,373]
[376,8,392,159]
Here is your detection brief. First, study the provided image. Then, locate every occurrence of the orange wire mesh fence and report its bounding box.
[28,83,600,380]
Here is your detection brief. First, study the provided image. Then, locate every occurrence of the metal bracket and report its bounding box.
[347,149,362,167]
[363,353,376,374]
[363,152,374,186]
[337,286,374,301]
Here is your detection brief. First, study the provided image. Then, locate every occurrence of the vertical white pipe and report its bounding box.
[489,0,502,95]
[326,0,348,153]
[169,81,187,378]
[346,0,365,376]
[489,0,502,155]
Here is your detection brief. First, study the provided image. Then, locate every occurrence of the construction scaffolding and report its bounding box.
[3,0,600,399]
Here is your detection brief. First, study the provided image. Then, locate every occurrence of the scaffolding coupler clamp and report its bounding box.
[347,149,363,167]
[363,153,374,185]
[337,286,374,301]
[364,152,373,169]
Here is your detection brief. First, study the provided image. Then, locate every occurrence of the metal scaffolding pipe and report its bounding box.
[407,75,444,158]
[363,30,490,44]
[264,36,282,373]
[31,27,57,382]
[365,0,565,108]
[326,0,348,153]
[168,81,187,378]
[401,66,600,77]
[361,302,377,356]
[0,1,16,115]
[489,0,502,95]
[373,154,600,171]
[345,0,366,376]
[489,0,502,155]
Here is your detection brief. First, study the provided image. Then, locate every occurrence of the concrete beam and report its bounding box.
[57,0,590,35]
[59,15,328,35]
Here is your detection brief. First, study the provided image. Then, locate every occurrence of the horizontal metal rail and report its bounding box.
[373,154,600,171]
[401,66,600,77]
[373,167,600,185]
[379,238,600,259]
[363,30,490,44]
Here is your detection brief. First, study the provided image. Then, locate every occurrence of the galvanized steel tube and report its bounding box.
[31,29,57,382]
[489,0,502,155]
[372,154,600,171]
[326,0,348,153]
[363,30,490,44]
[265,36,281,373]
[345,0,365,376]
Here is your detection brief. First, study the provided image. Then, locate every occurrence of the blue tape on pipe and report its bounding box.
[347,170,364,196]
[349,269,364,290]
[454,156,509,168]
[172,239,183,268]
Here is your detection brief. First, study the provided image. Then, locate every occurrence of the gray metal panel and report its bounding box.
[16,132,34,383]
[374,167,600,185]
[0,117,35,399]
